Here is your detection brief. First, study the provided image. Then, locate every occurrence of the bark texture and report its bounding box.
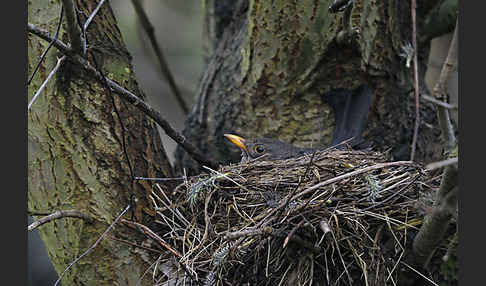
[28,1,172,285]
[176,0,443,174]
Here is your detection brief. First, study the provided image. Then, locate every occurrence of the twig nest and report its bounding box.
[152,150,438,285]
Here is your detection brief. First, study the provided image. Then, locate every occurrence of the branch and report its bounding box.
[82,0,106,55]
[130,0,189,114]
[61,0,83,54]
[28,56,66,110]
[412,185,457,268]
[28,209,92,231]
[408,19,459,274]
[121,219,198,281]
[28,23,219,170]
[425,157,457,170]
[27,4,64,86]
[54,205,131,286]
[410,0,420,161]
[433,18,458,151]
[224,226,274,240]
[421,94,457,109]
[27,23,72,53]
[292,161,415,201]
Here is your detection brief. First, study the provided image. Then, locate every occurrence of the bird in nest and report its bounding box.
[225,85,372,163]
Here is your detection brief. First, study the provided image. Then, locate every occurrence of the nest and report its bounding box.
[148,149,438,286]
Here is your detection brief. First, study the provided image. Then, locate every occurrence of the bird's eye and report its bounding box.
[254,145,265,153]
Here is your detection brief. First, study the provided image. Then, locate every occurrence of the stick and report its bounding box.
[27,23,219,169]
[28,209,92,231]
[28,56,66,110]
[27,4,64,86]
[54,205,130,286]
[130,0,189,114]
[61,0,83,54]
[410,0,420,161]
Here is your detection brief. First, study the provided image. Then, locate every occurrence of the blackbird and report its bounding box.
[225,85,372,163]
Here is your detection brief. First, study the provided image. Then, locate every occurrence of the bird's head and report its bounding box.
[224,134,312,163]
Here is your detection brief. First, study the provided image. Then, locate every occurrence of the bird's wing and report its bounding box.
[323,85,372,148]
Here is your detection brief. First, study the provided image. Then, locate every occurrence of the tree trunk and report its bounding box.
[176,0,443,174]
[28,1,173,285]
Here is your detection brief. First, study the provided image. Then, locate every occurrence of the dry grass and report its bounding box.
[144,149,440,285]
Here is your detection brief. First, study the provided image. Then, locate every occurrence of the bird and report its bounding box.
[224,85,372,163]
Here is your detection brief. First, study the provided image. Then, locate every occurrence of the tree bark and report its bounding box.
[176,0,443,174]
[28,1,172,285]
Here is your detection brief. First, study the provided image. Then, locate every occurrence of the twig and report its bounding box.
[90,51,139,216]
[410,0,420,161]
[122,219,181,257]
[28,209,92,231]
[283,219,305,248]
[106,235,162,254]
[291,161,415,201]
[362,172,422,211]
[54,205,131,286]
[425,157,458,171]
[276,151,316,219]
[130,0,189,114]
[82,0,106,55]
[28,56,66,110]
[27,23,72,53]
[421,94,457,109]
[224,226,274,240]
[408,17,459,276]
[186,189,215,255]
[134,176,192,181]
[61,0,83,54]
[412,165,457,269]
[27,4,64,86]
[433,18,458,151]
[400,261,439,286]
[121,219,198,281]
[28,210,52,216]
[27,23,219,169]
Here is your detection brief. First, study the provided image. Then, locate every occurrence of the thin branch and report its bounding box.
[400,261,439,286]
[276,151,317,219]
[421,94,457,109]
[292,161,416,201]
[121,219,198,281]
[425,157,458,171]
[83,0,106,30]
[224,226,274,240]
[28,211,52,216]
[82,0,106,55]
[28,210,92,231]
[129,0,189,114]
[106,235,162,254]
[28,56,66,111]
[408,18,459,275]
[54,205,131,286]
[410,0,420,161]
[411,163,457,269]
[362,172,422,211]
[412,185,458,269]
[433,18,458,151]
[27,23,72,53]
[27,4,64,86]
[27,23,219,169]
[122,219,181,257]
[61,0,83,54]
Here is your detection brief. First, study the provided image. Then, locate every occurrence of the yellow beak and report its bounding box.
[224,134,247,150]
